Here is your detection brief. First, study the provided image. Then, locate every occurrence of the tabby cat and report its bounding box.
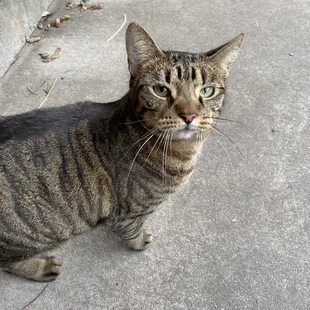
[0,23,243,281]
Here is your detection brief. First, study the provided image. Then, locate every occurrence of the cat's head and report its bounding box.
[125,23,243,141]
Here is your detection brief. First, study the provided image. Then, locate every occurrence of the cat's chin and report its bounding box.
[172,129,199,141]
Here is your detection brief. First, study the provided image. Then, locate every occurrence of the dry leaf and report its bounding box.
[26,36,42,43]
[60,15,70,21]
[79,4,88,11]
[89,4,104,10]
[51,16,70,28]
[51,17,61,28]
[79,3,104,11]
[39,53,50,60]
[39,47,61,62]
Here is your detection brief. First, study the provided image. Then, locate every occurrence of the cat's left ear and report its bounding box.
[206,33,244,75]
[126,23,163,76]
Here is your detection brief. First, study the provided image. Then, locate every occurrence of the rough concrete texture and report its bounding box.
[1,0,310,309]
[0,0,53,78]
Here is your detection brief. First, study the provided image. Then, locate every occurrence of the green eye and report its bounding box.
[200,86,215,98]
[153,85,170,97]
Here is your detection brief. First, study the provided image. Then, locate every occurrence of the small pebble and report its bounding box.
[289,53,293,56]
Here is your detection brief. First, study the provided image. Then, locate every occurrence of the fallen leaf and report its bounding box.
[60,15,70,21]
[25,36,42,43]
[51,17,61,28]
[39,53,50,60]
[79,3,104,11]
[79,4,88,11]
[39,47,61,62]
[51,15,70,28]
[89,4,104,10]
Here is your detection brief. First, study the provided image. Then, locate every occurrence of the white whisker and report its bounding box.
[168,128,173,158]
[127,132,156,179]
[210,128,233,169]
[143,133,163,167]
[117,128,157,166]
[211,126,245,158]
[162,130,169,175]
[162,129,171,184]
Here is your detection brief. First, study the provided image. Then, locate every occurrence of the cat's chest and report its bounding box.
[114,134,201,209]
[130,152,196,199]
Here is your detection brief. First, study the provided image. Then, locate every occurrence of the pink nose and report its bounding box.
[181,113,197,124]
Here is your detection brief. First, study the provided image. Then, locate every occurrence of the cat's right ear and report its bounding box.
[206,33,244,76]
[126,23,163,76]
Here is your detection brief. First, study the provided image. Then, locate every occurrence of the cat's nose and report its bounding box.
[180,113,197,124]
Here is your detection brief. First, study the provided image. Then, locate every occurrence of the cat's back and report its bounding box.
[0,101,116,143]
[0,100,120,193]
[0,101,117,182]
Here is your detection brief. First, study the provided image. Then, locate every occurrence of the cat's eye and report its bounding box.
[200,86,215,98]
[153,85,170,97]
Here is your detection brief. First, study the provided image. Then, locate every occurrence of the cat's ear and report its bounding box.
[126,23,163,76]
[207,33,244,75]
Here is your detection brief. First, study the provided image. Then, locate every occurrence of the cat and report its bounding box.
[0,23,243,281]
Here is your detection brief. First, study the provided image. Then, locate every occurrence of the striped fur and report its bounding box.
[0,23,243,281]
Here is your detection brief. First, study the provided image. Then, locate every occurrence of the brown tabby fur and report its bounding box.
[0,23,243,281]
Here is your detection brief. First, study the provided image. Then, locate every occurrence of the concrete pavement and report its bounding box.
[0,0,54,78]
[1,0,310,309]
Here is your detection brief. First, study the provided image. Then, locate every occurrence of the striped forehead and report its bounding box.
[159,51,207,85]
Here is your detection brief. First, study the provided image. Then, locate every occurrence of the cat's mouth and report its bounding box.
[145,118,207,140]
[171,124,200,140]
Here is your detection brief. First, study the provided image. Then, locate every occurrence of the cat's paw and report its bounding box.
[39,257,62,282]
[126,229,153,251]
[5,256,62,282]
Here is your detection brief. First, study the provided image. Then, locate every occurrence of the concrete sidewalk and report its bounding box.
[0,0,54,78]
[1,0,310,309]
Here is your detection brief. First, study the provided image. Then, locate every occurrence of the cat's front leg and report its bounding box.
[125,227,153,250]
[108,215,153,250]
